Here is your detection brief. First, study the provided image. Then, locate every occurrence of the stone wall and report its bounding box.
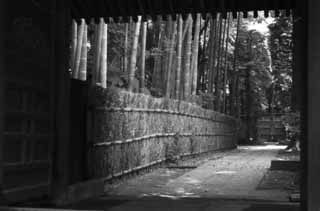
[91,87,239,179]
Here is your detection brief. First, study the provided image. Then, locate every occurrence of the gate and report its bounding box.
[257,114,286,143]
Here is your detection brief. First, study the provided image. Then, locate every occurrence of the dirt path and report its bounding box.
[103,145,289,201]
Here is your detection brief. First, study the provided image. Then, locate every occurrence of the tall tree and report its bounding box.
[128,16,142,92]
[268,13,293,112]
[191,13,201,95]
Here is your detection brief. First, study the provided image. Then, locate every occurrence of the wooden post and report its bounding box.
[0,0,7,204]
[52,0,71,204]
[306,0,320,210]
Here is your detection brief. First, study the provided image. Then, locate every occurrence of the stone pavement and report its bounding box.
[11,145,299,211]
[103,145,290,201]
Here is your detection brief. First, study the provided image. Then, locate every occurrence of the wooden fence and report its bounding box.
[91,87,239,180]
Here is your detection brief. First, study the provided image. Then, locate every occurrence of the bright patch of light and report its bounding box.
[247,15,275,35]
[212,171,237,175]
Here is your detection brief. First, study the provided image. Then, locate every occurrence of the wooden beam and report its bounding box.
[51,0,71,204]
[0,0,7,204]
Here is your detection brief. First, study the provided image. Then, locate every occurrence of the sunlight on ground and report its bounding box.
[239,145,287,151]
[212,171,237,175]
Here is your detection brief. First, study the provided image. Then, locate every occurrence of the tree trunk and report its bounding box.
[124,23,129,73]
[140,21,147,91]
[191,13,201,95]
[128,16,142,92]
[72,18,85,79]
[100,23,108,88]
[166,17,177,98]
[183,14,193,100]
[222,14,231,113]
[79,23,88,81]
[175,15,183,99]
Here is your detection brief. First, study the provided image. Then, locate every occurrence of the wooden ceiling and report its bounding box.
[71,0,297,23]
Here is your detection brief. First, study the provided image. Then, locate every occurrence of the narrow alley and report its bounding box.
[63,144,299,211]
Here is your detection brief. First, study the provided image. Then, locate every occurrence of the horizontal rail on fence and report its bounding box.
[94,106,237,124]
[93,132,236,147]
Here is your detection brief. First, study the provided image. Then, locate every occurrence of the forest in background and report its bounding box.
[69,11,293,119]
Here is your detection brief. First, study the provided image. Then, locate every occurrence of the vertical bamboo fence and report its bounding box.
[91,87,239,180]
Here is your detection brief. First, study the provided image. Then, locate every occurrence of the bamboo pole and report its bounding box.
[191,13,201,95]
[214,15,226,111]
[79,23,88,81]
[128,16,142,92]
[140,21,147,91]
[152,16,164,94]
[94,132,235,147]
[72,18,85,79]
[124,23,129,73]
[165,16,177,98]
[231,12,241,116]
[175,15,183,99]
[208,15,218,94]
[100,22,108,88]
[222,14,231,113]
[70,20,77,74]
[183,14,193,100]
[92,19,104,86]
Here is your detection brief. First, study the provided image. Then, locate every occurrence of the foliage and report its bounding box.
[268,12,293,112]
[281,112,300,135]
